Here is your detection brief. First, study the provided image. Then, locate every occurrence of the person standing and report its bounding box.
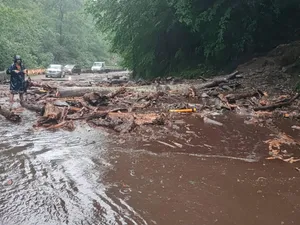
[6,55,28,104]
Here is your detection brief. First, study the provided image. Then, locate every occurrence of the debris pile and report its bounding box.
[1,41,300,163]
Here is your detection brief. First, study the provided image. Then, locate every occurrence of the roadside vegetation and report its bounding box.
[0,0,115,70]
[87,0,300,79]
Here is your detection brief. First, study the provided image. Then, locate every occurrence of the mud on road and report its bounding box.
[1,68,300,225]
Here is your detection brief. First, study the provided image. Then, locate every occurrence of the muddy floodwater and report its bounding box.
[1,98,300,224]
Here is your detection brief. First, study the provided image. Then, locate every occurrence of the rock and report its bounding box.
[172,125,180,130]
[291,125,300,130]
[174,120,185,125]
[222,85,233,91]
[203,117,223,126]
[155,85,163,91]
[201,93,209,98]
[125,81,136,86]
[112,75,120,79]
[214,98,223,110]
[208,90,219,97]
[53,100,69,107]
[163,85,171,91]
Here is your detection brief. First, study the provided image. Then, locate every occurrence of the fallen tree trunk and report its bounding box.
[225,91,260,103]
[137,91,164,102]
[198,78,228,89]
[29,81,57,92]
[56,87,112,98]
[0,106,21,122]
[89,112,136,133]
[107,87,127,98]
[86,111,108,121]
[20,101,44,113]
[226,71,240,80]
[43,103,62,120]
[197,71,240,89]
[254,93,300,111]
[83,92,109,106]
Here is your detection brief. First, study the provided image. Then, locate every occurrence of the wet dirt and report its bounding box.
[1,104,300,225]
[2,41,300,224]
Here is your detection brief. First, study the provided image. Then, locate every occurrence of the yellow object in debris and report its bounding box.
[169,108,196,113]
[39,89,47,93]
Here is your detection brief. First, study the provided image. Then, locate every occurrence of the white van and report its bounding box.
[91,62,105,73]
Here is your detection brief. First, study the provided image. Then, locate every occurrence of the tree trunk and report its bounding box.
[20,101,44,113]
[0,106,21,122]
[254,93,300,111]
[43,103,62,120]
[225,91,260,103]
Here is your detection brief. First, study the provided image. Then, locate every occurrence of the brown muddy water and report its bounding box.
[0,107,300,225]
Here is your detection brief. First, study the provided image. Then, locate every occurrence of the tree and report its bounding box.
[87,0,300,78]
[0,0,112,70]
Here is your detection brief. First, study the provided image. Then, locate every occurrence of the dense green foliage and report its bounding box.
[0,0,113,70]
[87,0,300,78]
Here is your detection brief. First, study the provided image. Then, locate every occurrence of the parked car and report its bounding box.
[64,64,81,75]
[46,64,65,78]
[91,62,105,73]
[91,61,121,73]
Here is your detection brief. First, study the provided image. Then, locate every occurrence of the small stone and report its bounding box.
[214,98,222,110]
[222,85,232,91]
[163,85,171,91]
[7,179,13,185]
[174,120,185,125]
[257,190,263,194]
[208,90,219,97]
[201,93,209,98]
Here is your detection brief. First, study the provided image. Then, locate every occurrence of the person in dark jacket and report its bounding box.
[6,55,28,103]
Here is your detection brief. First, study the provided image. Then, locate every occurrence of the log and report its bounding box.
[43,103,62,120]
[187,86,197,98]
[86,111,108,121]
[134,113,165,125]
[226,71,239,80]
[90,112,136,133]
[46,121,75,131]
[0,106,21,122]
[20,101,44,113]
[29,81,56,92]
[85,108,128,121]
[138,91,164,102]
[254,93,300,111]
[83,92,109,106]
[107,87,127,98]
[225,91,260,103]
[199,78,228,89]
[130,101,151,112]
[197,71,240,89]
[56,87,112,98]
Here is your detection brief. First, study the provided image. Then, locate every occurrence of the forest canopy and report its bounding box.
[87,0,300,78]
[0,0,113,70]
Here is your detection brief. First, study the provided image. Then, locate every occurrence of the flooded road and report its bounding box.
[1,100,300,224]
